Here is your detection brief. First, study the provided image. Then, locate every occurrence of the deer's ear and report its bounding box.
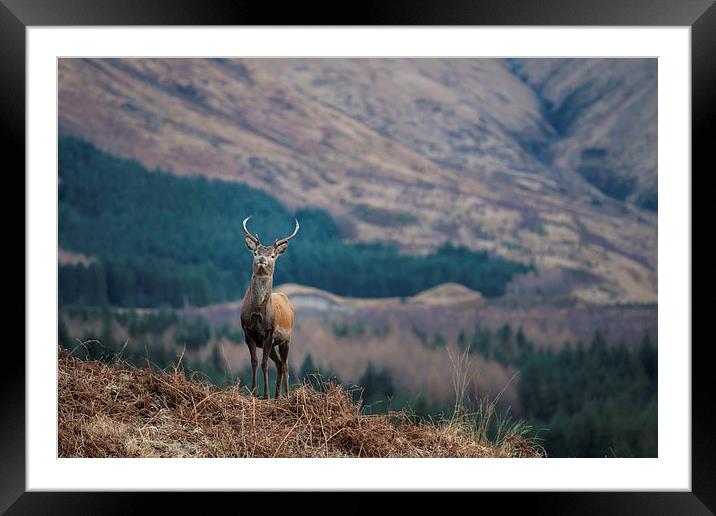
[245,236,258,252]
[275,241,289,256]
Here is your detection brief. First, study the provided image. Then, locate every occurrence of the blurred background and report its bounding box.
[57,58,657,457]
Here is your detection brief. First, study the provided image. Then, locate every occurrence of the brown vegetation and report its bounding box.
[58,350,540,458]
[60,281,656,412]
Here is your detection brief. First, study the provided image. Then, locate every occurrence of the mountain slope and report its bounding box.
[508,58,658,209]
[58,58,657,303]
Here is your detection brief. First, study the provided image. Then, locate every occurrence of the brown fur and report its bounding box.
[271,292,294,336]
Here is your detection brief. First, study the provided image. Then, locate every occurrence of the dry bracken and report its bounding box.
[58,350,541,458]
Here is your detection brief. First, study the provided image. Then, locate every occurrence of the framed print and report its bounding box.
[6,0,713,512]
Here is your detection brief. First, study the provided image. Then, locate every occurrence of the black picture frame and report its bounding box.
[5,0,711,512]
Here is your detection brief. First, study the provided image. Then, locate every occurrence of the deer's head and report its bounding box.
[243,216,300,277]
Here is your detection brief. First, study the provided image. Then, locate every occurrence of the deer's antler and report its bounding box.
[274,219,300,248]
[242,216,260,245]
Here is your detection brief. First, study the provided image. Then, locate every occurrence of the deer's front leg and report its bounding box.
[245,335,258,396]
[261,331,273,400]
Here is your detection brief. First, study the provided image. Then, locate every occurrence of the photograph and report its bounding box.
[5,0,708,507]
[56,57,658,459]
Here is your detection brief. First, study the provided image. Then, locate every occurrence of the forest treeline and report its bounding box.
[59,137,530,308]
[457,324,657,457]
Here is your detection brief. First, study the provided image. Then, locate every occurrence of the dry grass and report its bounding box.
[58,349,542,458]
[445,343,545,459]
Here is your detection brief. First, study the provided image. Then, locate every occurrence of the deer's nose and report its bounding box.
[257,257,267,265]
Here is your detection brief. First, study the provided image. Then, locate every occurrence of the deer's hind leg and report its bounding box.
[278,339,290,397]
[269,346,284,399]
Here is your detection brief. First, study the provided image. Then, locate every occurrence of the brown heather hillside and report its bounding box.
[509,58,658,203]
[58,351,541,458]
[61,282,657,413]
[58,58,657,305]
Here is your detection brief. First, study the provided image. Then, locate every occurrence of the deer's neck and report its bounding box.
[248,274,273,309]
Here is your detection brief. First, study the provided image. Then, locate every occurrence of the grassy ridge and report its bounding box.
[58,137,531,308]
[58,350,541,458]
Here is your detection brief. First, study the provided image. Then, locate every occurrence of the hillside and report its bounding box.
[508,58,658,208]
[58,58,657,304]
[58,350,540,458]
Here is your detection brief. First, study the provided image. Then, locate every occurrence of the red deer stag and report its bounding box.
[240,216,299,399]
